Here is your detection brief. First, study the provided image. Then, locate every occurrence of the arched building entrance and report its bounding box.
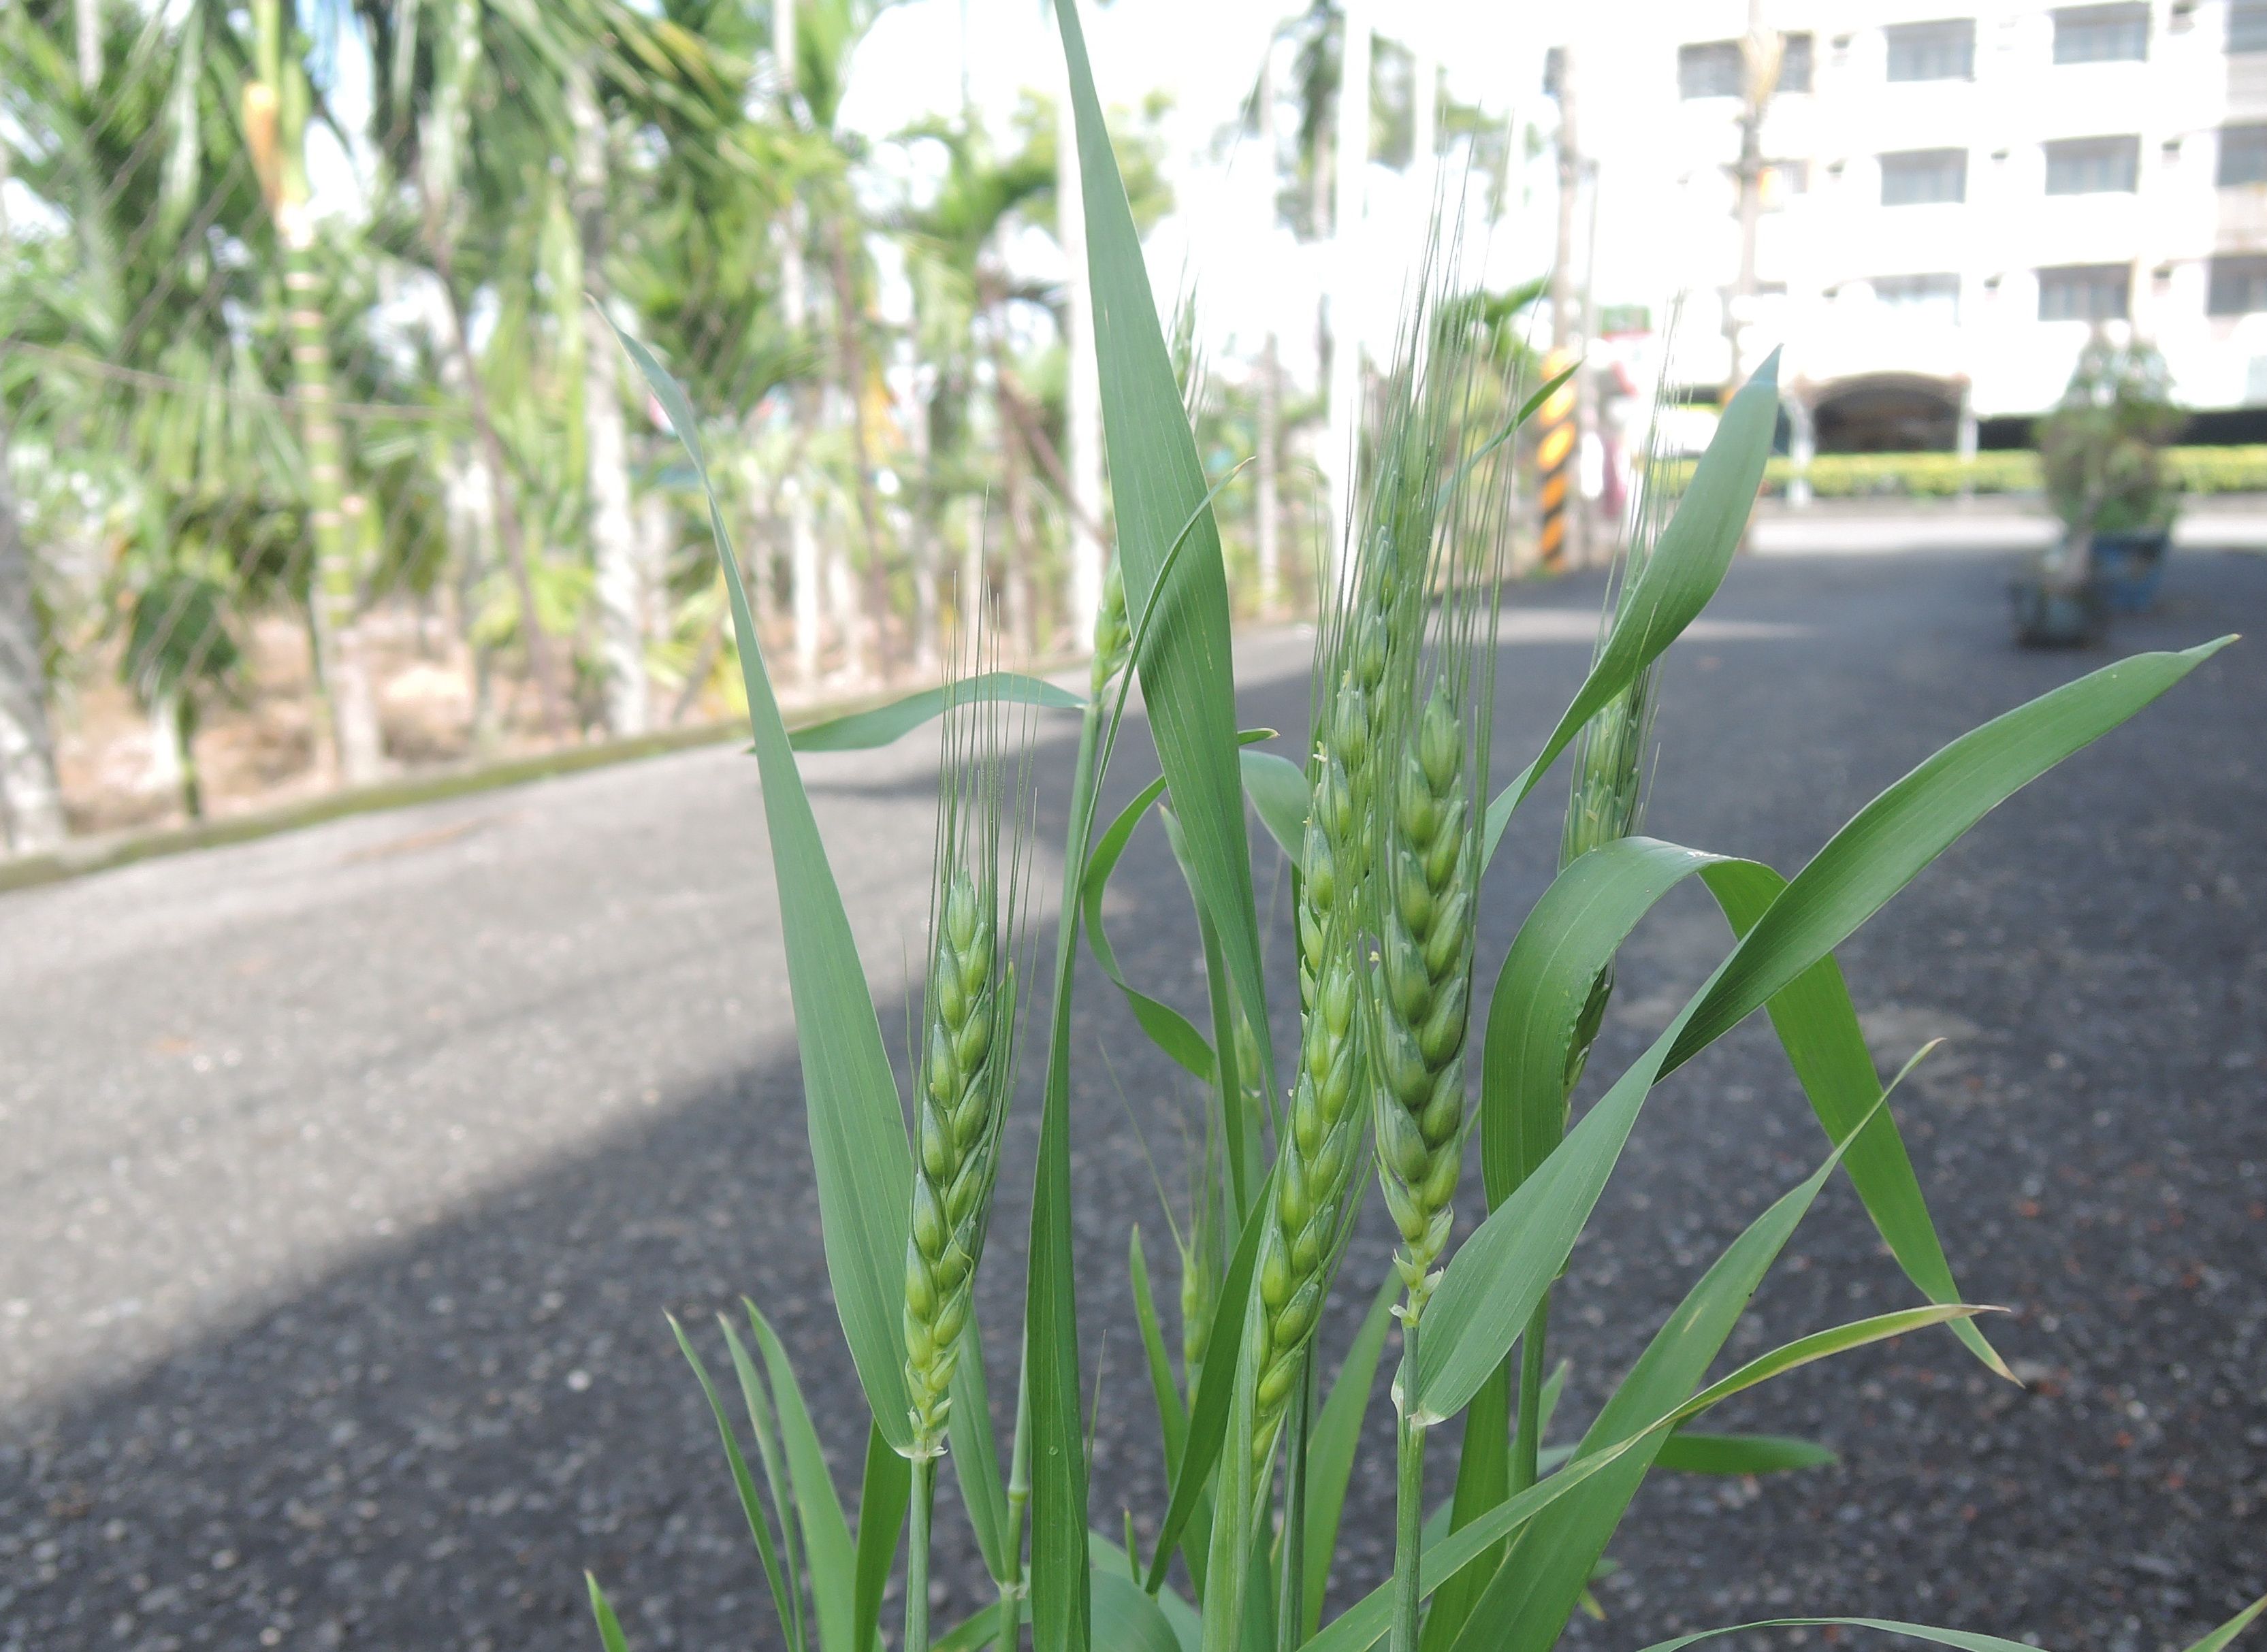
[1808,374,1967,453]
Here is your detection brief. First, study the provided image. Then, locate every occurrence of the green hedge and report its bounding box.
[1699,447,2267,499]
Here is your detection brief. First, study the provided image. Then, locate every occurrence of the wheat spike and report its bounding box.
[1372,684,1477,1314]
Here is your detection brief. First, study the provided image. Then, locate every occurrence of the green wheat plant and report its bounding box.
[583,10,2261,1652]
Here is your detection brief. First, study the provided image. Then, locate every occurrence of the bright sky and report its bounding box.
[838,0,1565,387]
[282,0,1731,395]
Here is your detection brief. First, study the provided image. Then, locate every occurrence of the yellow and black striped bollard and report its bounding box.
[1534,348,1577,570]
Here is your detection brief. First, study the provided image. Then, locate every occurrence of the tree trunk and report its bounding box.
[829,222,891,683]
[76,0,101,93]
[776,0,824,686]
[569,61,649,737]
[1257,331,1281,616]
[434,272,569,737]
[282,210,387,782]
[251,1,386,782]
[145,687,184,801]
[909,391,940,675]
[1055,13,1106,648]
[175,693,204,820]
[996,364,1039,662]
[826,535,863,683]
[0,426,68,852]
[418,0,568,739]
[961,494,986,654]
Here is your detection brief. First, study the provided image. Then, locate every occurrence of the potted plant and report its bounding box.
[2021,334,2185,642]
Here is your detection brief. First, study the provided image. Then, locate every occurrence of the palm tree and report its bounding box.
[0,417,67,850]
[1,0,323,812]
[242,0,387,781]
[782,0,909,683]
[893,112,1056,655]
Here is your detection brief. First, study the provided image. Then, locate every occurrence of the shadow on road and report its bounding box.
[5,550,2262,1652]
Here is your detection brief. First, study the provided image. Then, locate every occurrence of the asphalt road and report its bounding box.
[3,547,2262,1652]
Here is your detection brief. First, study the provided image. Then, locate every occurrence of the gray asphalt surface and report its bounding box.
[3,547,2262,1652]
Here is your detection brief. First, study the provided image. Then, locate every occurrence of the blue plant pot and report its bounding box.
[2090,530,2171,613]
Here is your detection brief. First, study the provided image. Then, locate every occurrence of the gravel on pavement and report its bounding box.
[2,547,2261,1652]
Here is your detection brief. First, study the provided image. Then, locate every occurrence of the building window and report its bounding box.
[2044,135,2140,193]
[2232,2,2267,52]
[1874,273,1963,322]
[1780,33,1816,91]
[1765,159,1812,201]
[1880,148,1969,204]
[2208,255,2267,314]
[2053,4,2149,63]
[2038,263,2131,319]
[1886,19,1977,80]
[2220,125,2267,185]
[1679,39,1743,98]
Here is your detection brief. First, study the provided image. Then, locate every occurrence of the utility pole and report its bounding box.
[1055,1,1105,649]
[1325,0,1372,594]
[1729,0,1782,396]
[1546,42,1588,568]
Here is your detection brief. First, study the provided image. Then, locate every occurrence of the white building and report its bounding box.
[1583,1,2267,449]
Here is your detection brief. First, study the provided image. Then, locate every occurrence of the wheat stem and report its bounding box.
[907,1456,938,1652]
[1510,1297,1549,1495]
[1389,1314,1426,1652]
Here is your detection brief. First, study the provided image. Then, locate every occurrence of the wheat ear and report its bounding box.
[1372,684,1477,1315]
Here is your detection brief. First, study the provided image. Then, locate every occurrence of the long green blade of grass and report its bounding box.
[1144,1167,1274,1594]
[1083,772,1217,1082]
[1055,0,1273,1096]
[1667,638,2233,1073]
[724,1314,812,1652]
[790,672,1086,751]
[1633,1621,2057,1652]
[1444,1090,1893,1652]
[1093,1561,1194,1652]
[1239,749,1311,864]
[1699,859,2005,1377]
[1131,1228,1191,1476]
[1426,638,2224,1414]
[948,1314,1013,1585]
[930,1556,1206,1652]
[1650,1433,1837,1474]
[748,1304,860,1652]
[672,1316,802,1652]
[1478,837,1723,1206]
[1299,1307,1985,1652]
[1479,836,2000,1377]
[1301,1273,1399,1638]
[610,321,916,1451]
[2183,1597,2267,1652]
[854,1424,911,1652]
[1481,353,1781,865]
[588,1574,632,1652]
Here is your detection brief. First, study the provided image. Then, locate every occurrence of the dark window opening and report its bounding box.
[2044,135,2140,193]
[1780,33,1815,91]
[2038,263,2131,320]
[1873,272,1963,321]
[2053,4,2149,63]
[2208,254,2267,314]
[1880,148,1968,204]
[1679,39,1743,99]
[2220,125,2267,186]
[1886,19,1977,80]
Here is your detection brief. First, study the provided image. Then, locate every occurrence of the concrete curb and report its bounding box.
[0,670,971,897]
